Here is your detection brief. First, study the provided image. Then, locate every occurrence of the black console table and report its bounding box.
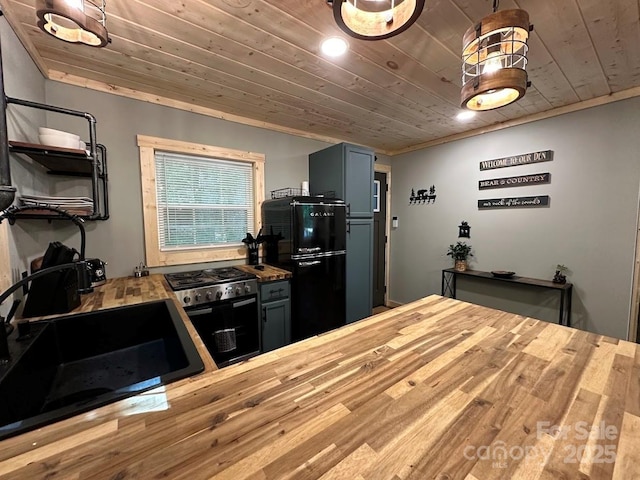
[441,268,573,327]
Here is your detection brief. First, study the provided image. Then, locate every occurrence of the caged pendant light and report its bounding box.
[36,0,110,48]
[327,0,426,41]
[461,0,532,111]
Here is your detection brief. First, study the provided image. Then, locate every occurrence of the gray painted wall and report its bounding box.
[23,74,391,279]
[389,98,640,340]
[7,76,340,279]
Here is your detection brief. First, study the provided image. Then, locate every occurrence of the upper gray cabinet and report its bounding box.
[309,143,374,218]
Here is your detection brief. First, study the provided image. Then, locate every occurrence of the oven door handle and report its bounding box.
[186,307,213,317]
[233,297,257,308]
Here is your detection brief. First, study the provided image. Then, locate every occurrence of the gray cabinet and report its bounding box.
[259,280,291,352]
[309,143,374,217]
[346,218,374,323]
[309,142,375,324]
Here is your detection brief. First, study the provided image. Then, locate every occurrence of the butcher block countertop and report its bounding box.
[236,263,292,282]
[3,286,640,479]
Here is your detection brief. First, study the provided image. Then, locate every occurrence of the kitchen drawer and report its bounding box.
[260,280,290,302]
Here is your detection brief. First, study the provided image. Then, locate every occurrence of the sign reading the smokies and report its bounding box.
[479,172,550,190]
[478,195,550,209]
[479,150,553,171]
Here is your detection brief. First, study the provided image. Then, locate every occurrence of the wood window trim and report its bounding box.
[137,135,265,267]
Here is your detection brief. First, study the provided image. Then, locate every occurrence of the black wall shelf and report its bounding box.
[4,97,109,221]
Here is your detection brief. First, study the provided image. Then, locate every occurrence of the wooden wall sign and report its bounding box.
[478,195,550,209]
[479,150,553,171]
[479,172,550,190]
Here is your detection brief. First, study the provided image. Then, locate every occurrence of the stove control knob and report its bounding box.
[183,296,191,304]
[235,286,242,296]
[215,290,223,300]
[245,285,251,293]
[194,293,201,301]
[206,291,212,300]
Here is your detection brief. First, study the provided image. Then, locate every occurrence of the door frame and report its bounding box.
[629,217,640,341]
[374,163,391,306]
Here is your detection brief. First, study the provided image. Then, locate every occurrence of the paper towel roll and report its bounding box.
[301,181,309,196]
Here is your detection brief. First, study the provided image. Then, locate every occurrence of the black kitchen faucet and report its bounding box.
[0,205,93,363]
[0,261,95,363]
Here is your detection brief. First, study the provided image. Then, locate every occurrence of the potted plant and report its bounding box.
[553,264,568,284]
[447,241,473,272]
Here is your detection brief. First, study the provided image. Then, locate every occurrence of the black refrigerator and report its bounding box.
[262,196,346,341]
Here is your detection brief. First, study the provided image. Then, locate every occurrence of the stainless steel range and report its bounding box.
[165,267,258,308]
[165,267,260,368]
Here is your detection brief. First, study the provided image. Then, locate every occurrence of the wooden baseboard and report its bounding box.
[386,300,403,308]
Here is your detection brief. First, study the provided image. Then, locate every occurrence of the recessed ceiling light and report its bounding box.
[320,36,349,57]
[456,111,476,121]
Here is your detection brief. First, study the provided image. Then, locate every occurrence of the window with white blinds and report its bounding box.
[138,135,265,267]
[155,151,254,250]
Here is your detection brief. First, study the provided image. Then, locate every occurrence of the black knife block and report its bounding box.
[246,245,259,265]
[263,235,282,264]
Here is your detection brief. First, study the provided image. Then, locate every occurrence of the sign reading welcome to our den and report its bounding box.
[479,150,553,171]
[479,172,550,190]
[478,195,550,210]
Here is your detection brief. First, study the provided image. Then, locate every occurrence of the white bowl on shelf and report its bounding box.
[38,127,80,142]
[39,134,82,149]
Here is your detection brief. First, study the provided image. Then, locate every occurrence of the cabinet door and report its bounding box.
[344,144,374,218]
[346,218,373,323]
[291,254,346,340]
[309,143,374,218]
[309,143,345,200]
[262,298,291,353]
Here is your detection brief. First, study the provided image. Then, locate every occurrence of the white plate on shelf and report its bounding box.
[38,127,80,141]
[38,134,81,149]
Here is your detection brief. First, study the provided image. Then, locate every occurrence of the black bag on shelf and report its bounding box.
[22,241,80,318]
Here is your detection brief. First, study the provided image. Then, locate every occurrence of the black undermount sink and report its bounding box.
[0,300,204,440]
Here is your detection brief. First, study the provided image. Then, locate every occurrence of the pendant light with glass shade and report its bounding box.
[461,0,532,111]
[327,0,425,40]
[36,0,110,48]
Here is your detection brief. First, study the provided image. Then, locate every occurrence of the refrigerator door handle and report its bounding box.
[346,203,351,217]
[291,250,346,260]
[347,220,350,234]
[298,260,322,267]
[298,247,322,254]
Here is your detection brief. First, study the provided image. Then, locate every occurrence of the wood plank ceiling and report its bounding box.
[1,0,640,154]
